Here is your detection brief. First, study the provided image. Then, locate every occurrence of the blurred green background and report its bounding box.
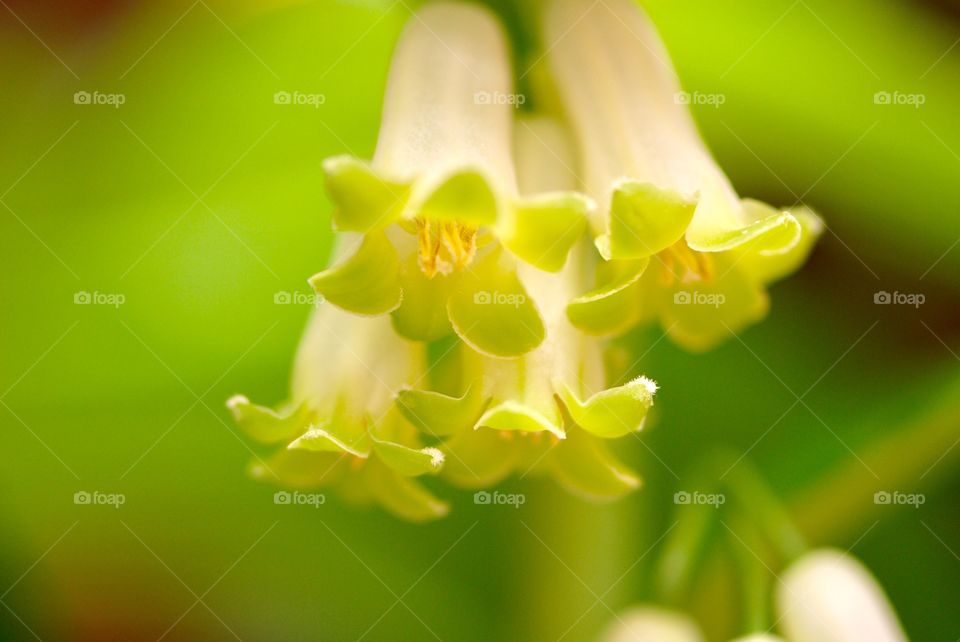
[1,0,958,639]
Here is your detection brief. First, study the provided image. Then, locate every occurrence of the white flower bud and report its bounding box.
[776,549,908,642]
[600,607,705,642]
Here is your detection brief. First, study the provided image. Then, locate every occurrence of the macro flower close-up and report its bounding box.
[3,0,959,639]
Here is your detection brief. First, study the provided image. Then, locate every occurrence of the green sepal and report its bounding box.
[395,384,488,437]
[308,233,402,315]
[440,427,519,489]
[566,258,649,336]
[226,395,310,444]
[499,192,590,272]
[549,429,641,501]
[390,255,456,341]
[287,423,371,458]
[323,155,410,232]
[364,459,450,522]
[736,205,823,285]
[247,449,346,488]
[416,169,500,226]
[559,375,657,439]
[685,201,801,254]
[597,180,698,260]
[475,401,565,440]
[371,437,444,476]
[446,250,545,357]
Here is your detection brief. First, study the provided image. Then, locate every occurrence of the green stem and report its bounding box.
[522,485,634,640]
[719,454,807,562]
[653,491,718,605]
[653,452,804,609]
[727,518,772,635]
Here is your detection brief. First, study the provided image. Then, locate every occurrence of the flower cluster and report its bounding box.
[228,0,820,520]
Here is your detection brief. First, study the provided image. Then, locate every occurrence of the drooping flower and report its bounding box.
[313,1,591,358]
[544,0,822,351]
[396,117,658,499]
[227,298,450,522]
[776,549,909,642]
[225,4,663,520]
